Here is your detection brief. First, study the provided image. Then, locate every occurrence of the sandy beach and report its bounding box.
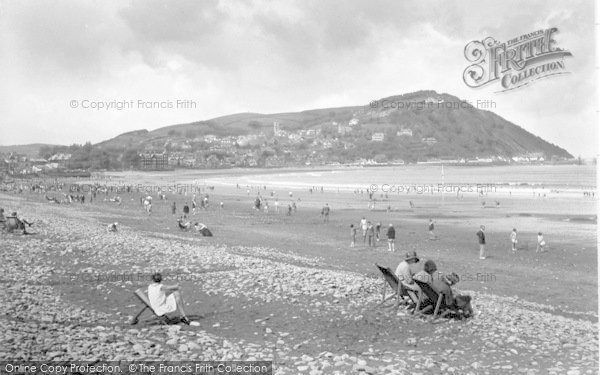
[0,166,597,374]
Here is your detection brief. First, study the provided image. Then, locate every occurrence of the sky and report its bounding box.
[0,0,597,157]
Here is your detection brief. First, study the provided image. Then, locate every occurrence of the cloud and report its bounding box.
[0,0,596,156]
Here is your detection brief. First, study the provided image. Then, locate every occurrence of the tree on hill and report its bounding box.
[122,149,141,168]
[248,121,261,130]
[185,129,198,139]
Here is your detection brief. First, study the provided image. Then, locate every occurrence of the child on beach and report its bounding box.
[350,224,356,247]
[428,219,437,240]
[536,232,546,252]
[360,217,368,244]
[321,203,330,222]
[367,222,375,248]
[510,228,518,252]
[386,224,395,252]
[477,225,486,260]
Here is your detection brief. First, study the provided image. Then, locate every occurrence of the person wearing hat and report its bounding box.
[431,272,473,317]
[395,251,420,292]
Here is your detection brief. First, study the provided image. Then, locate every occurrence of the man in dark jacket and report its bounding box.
[386,223,396,252]
[477,225,486,259]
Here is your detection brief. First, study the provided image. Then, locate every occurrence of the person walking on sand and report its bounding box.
[428,219,437,240]
[477,225,486,259]
[350,224,357,247]
[375,222,381,242]
[386,223,396,252]
[148,273,190,325]
[510,228,518,252]
[536,232,546,252]
[321,203,330,222]
[360,217,368,244]
[171,201,177,215]
[183,203,190,218]
[367,221,375,248]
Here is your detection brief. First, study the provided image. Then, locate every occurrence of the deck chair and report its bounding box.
[413,280,464,320]
[374,264,431,314]
[131,288,170,325]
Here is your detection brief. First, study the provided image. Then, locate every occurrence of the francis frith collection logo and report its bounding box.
[463,28,572,92]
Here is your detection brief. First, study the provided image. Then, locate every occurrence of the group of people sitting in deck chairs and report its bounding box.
[393,251,473,318]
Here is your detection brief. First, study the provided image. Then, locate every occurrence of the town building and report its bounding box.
[140,153,169,169]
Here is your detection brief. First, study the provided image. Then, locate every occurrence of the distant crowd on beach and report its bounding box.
[341,212,548,260]
[0,179,553,258]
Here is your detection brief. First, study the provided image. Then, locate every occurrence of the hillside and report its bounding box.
[0,144,60,158]
[95,90,571,164]
[2,91,573,170]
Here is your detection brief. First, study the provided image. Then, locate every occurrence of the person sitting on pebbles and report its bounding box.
[194,222,213,237]
[414,259,438,285]
[413,259,439,306]
[11,211,33,234]
[148,273,190,325]
[177,217,191,231]
[431,272,473,317]
[106,222,119,233]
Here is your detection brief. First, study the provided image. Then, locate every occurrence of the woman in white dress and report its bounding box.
[148,273,190,324]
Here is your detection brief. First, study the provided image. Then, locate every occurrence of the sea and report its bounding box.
[195,165,596,194]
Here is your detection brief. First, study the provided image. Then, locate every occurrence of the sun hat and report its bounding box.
[404,251,420,262]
